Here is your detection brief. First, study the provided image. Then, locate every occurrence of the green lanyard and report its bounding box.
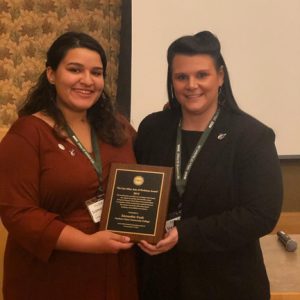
[175,108,220,197]
[64,124,103,194]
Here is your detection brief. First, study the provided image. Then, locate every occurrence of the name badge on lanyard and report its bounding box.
[85,194,104,223]
[165,210,182,232]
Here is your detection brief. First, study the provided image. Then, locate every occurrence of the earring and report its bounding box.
[171,85,176,101]
[218,86,225,105]
[48,78,55,85]
[218,86,221,94]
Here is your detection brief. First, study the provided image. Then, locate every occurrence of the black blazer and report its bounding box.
[135,108,283,300]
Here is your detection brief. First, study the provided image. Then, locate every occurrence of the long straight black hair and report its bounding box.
[167,30,241,114]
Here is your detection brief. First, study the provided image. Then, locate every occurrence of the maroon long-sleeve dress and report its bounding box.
[0,115,138,300]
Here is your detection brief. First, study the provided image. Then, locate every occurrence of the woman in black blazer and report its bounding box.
[135,31,283,300]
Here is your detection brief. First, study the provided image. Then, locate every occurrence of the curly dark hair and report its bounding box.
[18,31,127,146]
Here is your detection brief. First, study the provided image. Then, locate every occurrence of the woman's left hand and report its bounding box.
[138,227,178,255]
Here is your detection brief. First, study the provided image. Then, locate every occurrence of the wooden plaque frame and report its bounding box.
[100,163,173,244]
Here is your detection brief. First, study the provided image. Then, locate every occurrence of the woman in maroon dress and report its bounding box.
[0,32,138,300]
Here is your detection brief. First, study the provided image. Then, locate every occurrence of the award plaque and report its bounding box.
[100,163,173,244]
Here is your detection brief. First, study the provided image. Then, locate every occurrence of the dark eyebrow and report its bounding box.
[173,69,211,74]
[66,62,103,70]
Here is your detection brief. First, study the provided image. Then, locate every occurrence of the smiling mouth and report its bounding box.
[73,89,94,95]
[185,93,204,99]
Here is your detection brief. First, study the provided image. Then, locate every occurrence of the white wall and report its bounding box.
[131,0,300,157]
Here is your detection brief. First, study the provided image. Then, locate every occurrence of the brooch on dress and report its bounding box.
[58,143,76,156]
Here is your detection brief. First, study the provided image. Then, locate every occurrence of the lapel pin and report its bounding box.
[58,143,65,150]
[217,133,227,140]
